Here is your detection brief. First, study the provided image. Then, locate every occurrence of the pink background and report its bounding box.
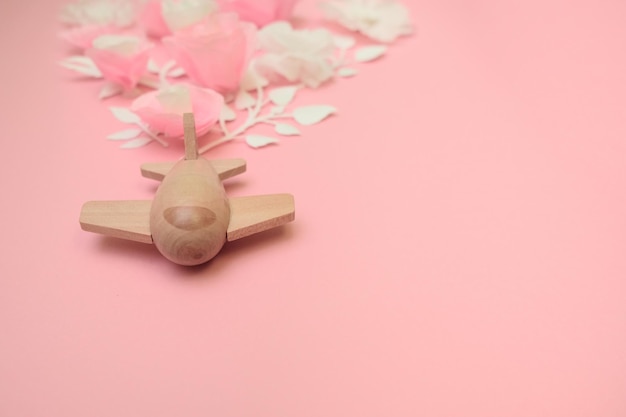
[2,0,626,415]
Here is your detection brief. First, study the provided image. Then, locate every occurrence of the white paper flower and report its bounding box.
[60,0,136,28]
[319,0,413,43]
[256,21,335,88]
[162,0,219,32]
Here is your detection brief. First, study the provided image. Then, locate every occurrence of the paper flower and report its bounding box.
[131,84,224,138]
[86,35,152,90]
[256,21,335,88]
[138,1,171,38]
[319,0,413,43]
[218,0,299,27]
[162,0,219,32]
[163,13,256,94]
[60,0,136,28]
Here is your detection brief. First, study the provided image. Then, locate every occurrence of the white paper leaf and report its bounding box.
[59,56,102,77]
[138,76,161,89]
[337,67,358,78]
[99,82,123,100]
[293,105,337,126]
[245,135,279,148]
[168,67,186,78]
[220,105,236,122]
[147,58,160,74]
[269,86,298,106]
[334,35,356,50]
[120,137,152,149]
[235,90,256,110]
[106,128,142,140]
[275,124,301,136]
[110,107,141,124]
[354,45,388,63]
[271,105,286,115]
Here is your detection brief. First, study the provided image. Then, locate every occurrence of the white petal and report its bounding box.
[147,59,160,74]
[120,137,153,149]
[110,107,141,124]
[107,128,142,140]
[99,82,123,99]
[245,135,279,148]
[268,86,299,106]
[59,56,102,78]
[220,105,236,122]
[275,124,301,136]
[167,67,186,78]
[293,105,337,126]
[333,35,356,50]
[337,67,358,78]
[235,90,256,110]
[354,45,388,62]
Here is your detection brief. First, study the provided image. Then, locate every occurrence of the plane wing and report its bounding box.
[227,194,295,241]
[141,159,246,181]
[79,200,153,244]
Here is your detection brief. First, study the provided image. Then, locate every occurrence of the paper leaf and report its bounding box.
[120,137,152,149]
[271,105,286,115]
[110,107,141,124]
[59,56,102,77]
[354,45,388,63]
[235,90,256,110]
[275,123,301,136]
[337,67,358,78]
[220,105,236,122]
[293,105,337,126]
[334,35,356,50]
[99,82,123,100]
[107,128,142,140]
[269,86,298,106]
[245,135,279,148]
[168,67,186,78]
[147,59,160,74]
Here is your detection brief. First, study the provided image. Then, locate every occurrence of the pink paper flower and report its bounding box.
[86,35,152,90]
[218,0,299,27]
[138,1,171,39]
[131,84,224,138]
[163,13,256,94]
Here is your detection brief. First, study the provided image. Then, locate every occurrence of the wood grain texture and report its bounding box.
[227,194,295,241]
[80,200,153,244]
[149,159,230,266]
[141,159,246,182]
[183,113,198,160]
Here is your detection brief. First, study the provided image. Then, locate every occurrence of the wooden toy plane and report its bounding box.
[80,113,295,266]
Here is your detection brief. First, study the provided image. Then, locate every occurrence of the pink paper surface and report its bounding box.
[2,0,626,416]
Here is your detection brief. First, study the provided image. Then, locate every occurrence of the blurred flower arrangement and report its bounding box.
[59,0,413,152]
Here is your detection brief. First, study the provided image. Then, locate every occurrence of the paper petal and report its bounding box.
[354,45,388,63]
[269,86,298,106]
[120,137,153,149]
[293,105,337,126]
[110,107,141,124]
[337,67,358,78]
[59,56,102,77]
[245,135,279,148]
[99,82,123,99]
[107,128,142,140]
[147,59,160,74]
[235,90,256,110]
[275,123,301,136]
[220,104,236,122]
[334,35,356,50]
[168,67,186,78]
